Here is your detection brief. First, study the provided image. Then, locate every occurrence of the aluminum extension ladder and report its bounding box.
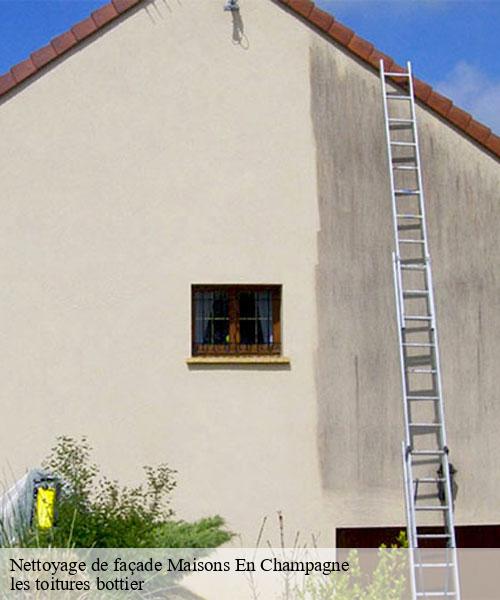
[380,61,461,600]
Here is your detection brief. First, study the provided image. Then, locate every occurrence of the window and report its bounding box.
[192,285,281,356]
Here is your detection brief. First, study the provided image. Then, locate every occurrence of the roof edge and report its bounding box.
[0,0,140,94]
[0,0,498,159]
[279,0,499,158]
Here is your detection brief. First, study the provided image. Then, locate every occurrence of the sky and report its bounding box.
[0,0,498,132]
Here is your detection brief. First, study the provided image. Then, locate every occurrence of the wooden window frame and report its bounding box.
[191,284,282,357]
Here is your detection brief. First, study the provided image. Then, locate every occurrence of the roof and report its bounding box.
[0,0,498,159]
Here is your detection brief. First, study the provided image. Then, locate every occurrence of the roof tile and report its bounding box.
[426,91,453,118]
[485,133,500,156]
[328,21,354,46]
[287,0,314,18]
[11,59,37,83]
[71,18,98,41]
[347,35,374,61]
[0,72,16,95]
[366,49,394,71]
[308,6,334,32]
[413,78,432,102]
[446,106,472,130]
[466,119,491,144]
[31,45,57,69]
[51,31,78,55]
[387,64,407,79]
[92,4,119,28]
[112,0,141,12]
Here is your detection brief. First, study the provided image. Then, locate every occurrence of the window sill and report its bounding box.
[186,356,291,365]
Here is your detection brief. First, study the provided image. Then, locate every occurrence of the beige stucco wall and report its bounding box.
[0,0,498,544]
[0,0,324,544]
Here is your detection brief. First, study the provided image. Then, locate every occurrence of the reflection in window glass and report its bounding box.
[193,291,229,345]
[239,290,273,345]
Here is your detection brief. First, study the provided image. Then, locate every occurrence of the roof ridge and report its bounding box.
[0,0,498,158]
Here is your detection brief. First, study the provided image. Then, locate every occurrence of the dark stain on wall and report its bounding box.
[309,40,402,492]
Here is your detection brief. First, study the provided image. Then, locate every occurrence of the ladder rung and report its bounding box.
[399,239,425,244]
[406,356,434,367]
[405,329,433,336]
[405,315,432,321]
[400,256,429,263]
[416,593,455,598]
[408,368,437,373]
[408,398,439,402]
[392,159,417,166]
[395,189,420,195]
[398,223,422,232]
[411,450,445,455]
[388,117,413,123]
[391,141,417,146]
[415,563,453,568]
[397,213,423,219]
[403,289,429,296]
[401,264,426,271]
[416,478,446,483]
[403,342,435,347]
[415,505,449,511]
[410,423,441,433]
[389,123,413,131]
[387,94,412,100]
[385,72,411,78]
[417,533,451,538]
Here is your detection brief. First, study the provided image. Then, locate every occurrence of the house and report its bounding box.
[0,0,498,546]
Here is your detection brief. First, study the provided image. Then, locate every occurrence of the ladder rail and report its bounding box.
[402,442,418,596]
[406,62,432,265]
[380,59,461,600]
[392,254,412,456]
[407,62,458,551]
[407,63,458,555]
[380,65,405,290]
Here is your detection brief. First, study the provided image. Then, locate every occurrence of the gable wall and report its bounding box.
[0,0,498,542]
[0,0,324,543]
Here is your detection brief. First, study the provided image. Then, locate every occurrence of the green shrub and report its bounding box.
[296,548,407,600]
[151,516,233,548]
[22,436,232,548]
